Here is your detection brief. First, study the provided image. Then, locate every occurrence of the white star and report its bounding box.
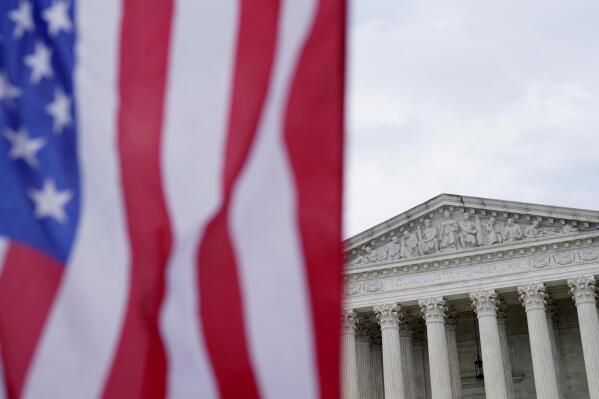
[3,128,46,168]
[28,179,73,224]
[24,42,53,85]
[8,0,34,38]
[42,1,72,36]
[0,72,22,103]
[46,89,72,133]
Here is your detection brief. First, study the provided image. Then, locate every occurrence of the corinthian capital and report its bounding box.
[518,283,547,311]
[568,276,598,306]
[399,315,416,337]
[341,309,357,334]
[445,307,458,331]
[356,318,372,342]
[470,290,498,318]
[373,303,401,329]
[418,297,447,324]
[496,297,508,323]
[545,295,559,326]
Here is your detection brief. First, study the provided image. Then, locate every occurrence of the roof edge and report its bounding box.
[344,193,599,248]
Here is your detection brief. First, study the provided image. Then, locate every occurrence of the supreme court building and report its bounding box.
[342,194,599,399]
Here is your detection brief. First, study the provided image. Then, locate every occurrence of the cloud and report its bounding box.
[346,0,599,237]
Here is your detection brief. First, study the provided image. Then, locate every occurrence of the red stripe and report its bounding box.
[283,1,346,398]
[101,0,174,397]
[197,1,281,398]
[0,244,63,399]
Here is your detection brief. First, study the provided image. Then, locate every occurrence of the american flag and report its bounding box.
[0,1,345,398]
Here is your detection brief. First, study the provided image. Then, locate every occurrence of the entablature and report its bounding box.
[344,231,599,309]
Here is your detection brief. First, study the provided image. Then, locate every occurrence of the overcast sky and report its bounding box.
[345,0,599,237]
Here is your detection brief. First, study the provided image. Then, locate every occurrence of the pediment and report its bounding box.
[345,194,599,268]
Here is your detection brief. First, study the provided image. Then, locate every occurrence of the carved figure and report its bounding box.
[351,250,367,266]
[475,216,484,247]
[345,283,360,296]
[380,236,402,260]
[525,221,559,238]
[482,217,502,245]
[420,219,439,255]
[503,219,523,242]
[439,210,459,252]
[563,223,578,234]
[401,230,420,258]
[459,214,479,249]
[365,280,382,293]
[364,246,380,263]
[524,221,541,238]
[524,220,560,239]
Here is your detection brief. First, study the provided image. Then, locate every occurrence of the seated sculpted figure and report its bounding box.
[420,219,439,255]
[503,219,523,242]
[439,210,459,252]
[459,214,479,249]
[364,246,380,263]
[524,221,541,238]
[401,230,420,258]
[482,217,502,245]
[562,223,578,234]
[381,235,402,260]
[351,250,366,266]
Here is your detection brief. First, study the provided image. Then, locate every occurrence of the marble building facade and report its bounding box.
[342,194,599,399]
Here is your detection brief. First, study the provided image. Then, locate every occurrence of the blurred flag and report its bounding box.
[0,0,345,398]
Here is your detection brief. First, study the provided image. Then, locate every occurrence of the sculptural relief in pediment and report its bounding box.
[346,207,597,267]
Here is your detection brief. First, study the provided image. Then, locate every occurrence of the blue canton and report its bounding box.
[0,0,79,263]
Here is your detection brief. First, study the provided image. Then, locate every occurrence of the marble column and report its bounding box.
[374,303,405,399]
[342,309,360,399]
[419,297,452,399]
[545,296,566,399]
[518,283,560,399]
[568,276,599,399]
[412,325,427,399]
[399,316,417,399]
[357,320,374,399]
[470,290,509,399]
[369,329,384,399]
[444,308,462,399]
[496,299,515,399]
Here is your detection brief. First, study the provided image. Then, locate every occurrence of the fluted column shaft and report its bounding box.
[419,297,452,399]
[545,297,566,399]
[445,309,462,399]
[496,303,515,399]
[470,290,508,399]
[374,303,405,399]
[412,338,427,399]
[518,283,560,399]
[356,322,373,399]
[568,276,599,399]
[369,342,384,399]
[342,310,360,399]
[400,319,416,399]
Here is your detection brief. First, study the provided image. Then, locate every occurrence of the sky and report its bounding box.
[345,0,599,237]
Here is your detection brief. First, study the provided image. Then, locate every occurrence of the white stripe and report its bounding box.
[159,2,239,398]
[0,239,7,399]
[0,349,5,399]
[0,238,7,277]
[22,1,129,397]
[229,1,320,398]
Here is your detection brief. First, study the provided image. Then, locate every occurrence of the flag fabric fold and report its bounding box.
[0,0,345,398]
